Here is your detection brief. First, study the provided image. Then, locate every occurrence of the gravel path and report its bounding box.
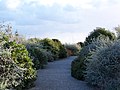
[30,56,95,90]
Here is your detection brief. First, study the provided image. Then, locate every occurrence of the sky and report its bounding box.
[0,0,120,43]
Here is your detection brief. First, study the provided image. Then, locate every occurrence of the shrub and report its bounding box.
[85,40,120,90]
[77,42,84,48]
[26,43,47,69]
[115,26,120,39]
[0,44,24,90]
[4,41,36,89]
[52,39,67,59]
[41,38,67,60]
[26,38,67,69]
[40,38,59,60]
[71,36,112,80]
[45,51,54,62]
[65,44,80,56]
[84,27,116,46]
[0,24,36,89]
[59,45,67,58]
[26,39,55,69]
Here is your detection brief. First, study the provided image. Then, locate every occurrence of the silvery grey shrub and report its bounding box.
[71,35,113,80]
[85,39,120,90]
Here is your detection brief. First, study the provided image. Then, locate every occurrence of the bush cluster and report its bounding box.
[26,43,53,69]
[71,36,112,80]
[25,38,67,70]
[0,46,24,90]
[0,24,67,89]
[84,27,116,46]
[65,44,80,56]
[0,24,36,90]
[85,40,120,90]
[71,27,120,90]
[41,38,67,60]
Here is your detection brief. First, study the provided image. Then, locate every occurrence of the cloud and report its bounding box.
[15,2,81,25]
[37,0,94,8]
[6,0,21,10]
[63,5,77,12]
[1,0,120,43]
[1,0,120,25]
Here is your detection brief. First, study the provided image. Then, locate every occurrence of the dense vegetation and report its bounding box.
[64,44,81,56]
[85,40,120,90]
[71,27,120,90]
[25,38,68,70]
[0,24,36,90]
[0,24,68,90]
[1,23,120,90]
[84,27,116,46]
[71,35,113,80]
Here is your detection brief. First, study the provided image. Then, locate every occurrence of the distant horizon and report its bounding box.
[21,26,116,44]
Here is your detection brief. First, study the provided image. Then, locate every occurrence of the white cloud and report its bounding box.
[1,0,120,43]
[37,0,94,9]
[6,0,21,10]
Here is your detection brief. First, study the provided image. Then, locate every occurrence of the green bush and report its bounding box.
[0,44,24,90]
[4,41,36,89]
[85,40,120,90]
[71,58,85,80]
[41,38,59,60]
[52,39,67,59]
[0,24,36,89]
[59,45,67,58]
[71,36,112,80]
[84,27,116,46]
[27,46,48,69]
[41,38,67,60]
[26,38,67,69]
[26,39,55,69]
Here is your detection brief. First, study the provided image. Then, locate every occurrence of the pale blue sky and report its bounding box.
[0,0,120,43]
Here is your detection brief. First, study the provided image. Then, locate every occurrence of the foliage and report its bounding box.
[65,44,80,56]
[52,39,67,59]
[0,24,36,89]
[85,40,120,90]
[115,25,120,39]
[59,45,67,58]
[0,43,24,90]
[26,38,67,70]
[45,51,54,62]
[71,36,112,80]
[40,38,59,60]
[84,27,116,46]
[41,38,67,59]
[77,42,84,48]
[26,38,54,69]
[4,41,36,89]
[27,38,42,44]
[27,44,49,69]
